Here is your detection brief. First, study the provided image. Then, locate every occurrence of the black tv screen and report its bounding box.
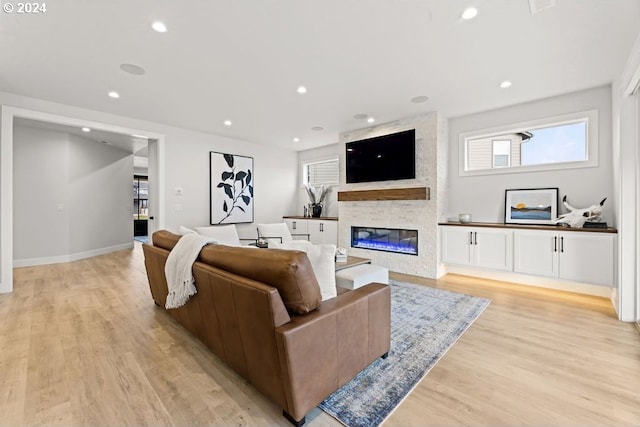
[346,129,416,183]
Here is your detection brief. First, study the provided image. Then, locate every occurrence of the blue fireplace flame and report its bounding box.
[351,227,418,256]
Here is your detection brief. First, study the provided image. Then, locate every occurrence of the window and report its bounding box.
[133,175,148,219]
[304,158,339,186]
[460,110,597,176]
[492,140,511,168]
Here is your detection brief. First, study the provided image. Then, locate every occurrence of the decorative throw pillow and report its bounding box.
[271,240,337,301]
[194,225,241,246]
[179,225,196,235]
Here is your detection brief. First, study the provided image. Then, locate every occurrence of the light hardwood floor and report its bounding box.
[1,244,638,426]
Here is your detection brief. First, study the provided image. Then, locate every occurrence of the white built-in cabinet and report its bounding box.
[284,218,308,235]
[441,226,513,271]
[283,217,338,246]
[513,229,615,286]
[440,223,617,288]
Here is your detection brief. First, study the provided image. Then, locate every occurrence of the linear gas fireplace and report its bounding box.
[351,226,418,255]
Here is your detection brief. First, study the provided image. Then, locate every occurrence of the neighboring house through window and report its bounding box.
[460,110,596,176]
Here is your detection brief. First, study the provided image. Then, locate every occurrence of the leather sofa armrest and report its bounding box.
[274,283,390,421]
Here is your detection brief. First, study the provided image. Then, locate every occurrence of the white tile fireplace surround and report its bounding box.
[338,113,449,278]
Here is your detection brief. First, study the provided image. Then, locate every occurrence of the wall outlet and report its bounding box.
[175,187,183,196]
[56,203,64,211]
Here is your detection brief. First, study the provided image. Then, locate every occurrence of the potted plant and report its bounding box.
[304,185,329,217]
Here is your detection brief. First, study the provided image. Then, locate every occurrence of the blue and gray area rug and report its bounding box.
[319,280,490,427]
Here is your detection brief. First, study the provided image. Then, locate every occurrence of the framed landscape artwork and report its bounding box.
[504,187,558,225]
[210,151,254,224]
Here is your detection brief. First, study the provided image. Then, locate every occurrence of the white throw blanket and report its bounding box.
[164,233,217,309]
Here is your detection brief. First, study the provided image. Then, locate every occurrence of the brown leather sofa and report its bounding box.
[143,230,391,426]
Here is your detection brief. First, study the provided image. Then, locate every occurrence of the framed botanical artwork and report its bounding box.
[504,187,558,225]
[210,152,254,224]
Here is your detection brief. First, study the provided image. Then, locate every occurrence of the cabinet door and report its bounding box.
[473,229,513,271]
[441,226,473,266]
[513,230,557,277]
[559,233,615,286]
[308,220,337,245]
[319,221,338,246]
[284,218,308,236]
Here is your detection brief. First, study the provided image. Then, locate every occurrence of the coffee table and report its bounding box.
[335,256,371,271]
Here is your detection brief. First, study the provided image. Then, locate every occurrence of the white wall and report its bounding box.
[612,31,640,322]
[13,126,133,265]
[13,126,71,260]
[67,133,133,254]
[162,128,297,239]
[1,91,299,290]
[448,85,615,225]
[297,143,339,218]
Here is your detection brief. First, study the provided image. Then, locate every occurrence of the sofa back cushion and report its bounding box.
[194,225,241,246]
[151,230,322,314]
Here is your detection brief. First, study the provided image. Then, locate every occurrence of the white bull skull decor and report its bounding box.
[553,195,606,228]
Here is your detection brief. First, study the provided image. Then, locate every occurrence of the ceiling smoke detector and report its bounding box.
[529,0,556,14]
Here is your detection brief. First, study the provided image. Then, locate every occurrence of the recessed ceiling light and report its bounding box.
[500,80,512,88]
[411,95,429,104]
[367,117,375,123]
[297,86,307,94]
[120,63,146,75]
[529,0,556,14]
[293,137,300,142]
[311,126,324,131]
[152,21,167,33]
[353,113,368,120]
[108,91,120,99]
[224,120,232,126]
[461,7,478,20]
[81,127,91,132]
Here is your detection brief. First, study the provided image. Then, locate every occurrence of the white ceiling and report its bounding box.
[1,0,639,151]
[14,117,149,155]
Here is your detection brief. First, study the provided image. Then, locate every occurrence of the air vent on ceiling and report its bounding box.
[529,0,556,14]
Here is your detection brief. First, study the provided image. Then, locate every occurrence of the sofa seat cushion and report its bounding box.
[271,240,337,301]
[151,230,322,314]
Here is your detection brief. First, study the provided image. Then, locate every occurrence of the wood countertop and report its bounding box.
[284,216,339,221]
[438,221,618,233]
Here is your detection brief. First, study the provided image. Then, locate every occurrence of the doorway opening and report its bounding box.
[0,105,166,293]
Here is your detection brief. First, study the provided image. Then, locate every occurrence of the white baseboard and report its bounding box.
[13,242,134,268]
[444,265,614,298]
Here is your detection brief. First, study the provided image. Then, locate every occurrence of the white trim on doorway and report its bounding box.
[0,105,166,293]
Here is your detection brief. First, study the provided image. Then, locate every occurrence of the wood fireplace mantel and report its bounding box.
[337,187,430,201]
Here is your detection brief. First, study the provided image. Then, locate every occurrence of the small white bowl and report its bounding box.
[459,213,472,223]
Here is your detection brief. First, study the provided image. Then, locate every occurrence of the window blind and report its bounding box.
[305,159,338,186]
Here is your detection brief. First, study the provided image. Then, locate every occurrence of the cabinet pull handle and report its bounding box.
[560,236,564,253]
[292,221,296,230]
[469,232,473,245]
[474,232,478,245]
[320,223,323,232]
[553,236,557,252]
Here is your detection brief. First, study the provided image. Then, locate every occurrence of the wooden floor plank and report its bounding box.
[0,244,638,426]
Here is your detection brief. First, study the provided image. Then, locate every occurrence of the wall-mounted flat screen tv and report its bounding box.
[345,129,416,183]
